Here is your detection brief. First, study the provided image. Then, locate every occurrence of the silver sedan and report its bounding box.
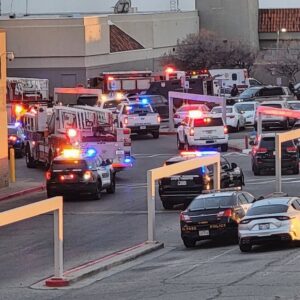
[238,197,300,252]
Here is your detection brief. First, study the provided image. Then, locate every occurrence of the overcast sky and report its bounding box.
[2,0,300,15]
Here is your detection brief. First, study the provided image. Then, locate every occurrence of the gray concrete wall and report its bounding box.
[196,0,259,49]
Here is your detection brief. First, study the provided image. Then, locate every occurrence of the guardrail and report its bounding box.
[147,152,220,242]
[0,196,65,286]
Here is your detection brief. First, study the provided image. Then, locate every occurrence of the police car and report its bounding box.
[46,148,116,200]
[159,151,244,209]
[177,111,229,152]
[116,100,161,138]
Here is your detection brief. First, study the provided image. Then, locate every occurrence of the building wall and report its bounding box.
[0,30,9,188]
[1,11,199,96]
[195,0,259,49]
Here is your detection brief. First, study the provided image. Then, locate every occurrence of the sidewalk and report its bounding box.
[0,181,45,201]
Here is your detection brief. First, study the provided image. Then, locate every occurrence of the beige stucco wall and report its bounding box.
[0,30,9,188]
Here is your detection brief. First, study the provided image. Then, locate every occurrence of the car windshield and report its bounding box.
[260,137,294,149]
[261,103,282,108]
[235,104,255,112]
[52,160,87,171]
[239,88,260,98]
[289,103,300,110]
[189,196,234,211]
[103,100,121,109]
[212,107,232,114]
[194,117,223,127]
[8,128,18,135]
[126,104,153,114]
[246,204,288,216]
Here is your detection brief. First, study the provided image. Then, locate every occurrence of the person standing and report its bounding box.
[230,84,239,97]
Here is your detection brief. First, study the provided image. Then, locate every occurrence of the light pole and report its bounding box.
[276,28,287,53]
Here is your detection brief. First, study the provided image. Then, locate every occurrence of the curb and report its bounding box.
[41,241,164,288]
[0,185,45,202]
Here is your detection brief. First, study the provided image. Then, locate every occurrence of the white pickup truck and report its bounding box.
[116,101,161,139]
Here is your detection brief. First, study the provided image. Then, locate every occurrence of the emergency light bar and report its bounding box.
[62,149,81,158]
[180,151,218,157]
[189,110,203,118]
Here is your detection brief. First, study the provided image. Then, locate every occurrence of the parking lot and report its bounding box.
[2,132,300,299]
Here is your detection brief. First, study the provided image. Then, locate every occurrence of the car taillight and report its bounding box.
[157,116,161,123]
[189,128,195,136]
[9,135,17,142]
[60,175,65,181]
[46,171,51,180]
[180,212,191,222]
[83,171,92,181]
[123,128,131,135]
[286,146,297,153]
[224,126,228,134]
[217,208,232,218]
[256,147,268,154]
[276,216,291,221]
[240,218,251,224]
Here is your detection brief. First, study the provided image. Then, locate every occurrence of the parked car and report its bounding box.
[211,105,245,132]
[239,197,300,252]
[180,190,255,248]
[173,104,210,127]
[234,102,258,126]
[254,100,292,130]
[250,133,299,175]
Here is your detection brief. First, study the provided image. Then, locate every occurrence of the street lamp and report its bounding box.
[276,27,287,52]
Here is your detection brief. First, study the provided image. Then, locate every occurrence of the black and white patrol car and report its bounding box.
[158,153,244,209]
[46,149,115,200]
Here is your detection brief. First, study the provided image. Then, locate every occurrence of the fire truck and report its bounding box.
[23,88,133,172]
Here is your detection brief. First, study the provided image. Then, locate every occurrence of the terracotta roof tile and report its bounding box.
[259,9,300,32]
[110,25,144,53]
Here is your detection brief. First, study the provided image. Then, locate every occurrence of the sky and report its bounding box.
[2,0,300,15]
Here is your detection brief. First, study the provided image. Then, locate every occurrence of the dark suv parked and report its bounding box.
[250,133,299,175]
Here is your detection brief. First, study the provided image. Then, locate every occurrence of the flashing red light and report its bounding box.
[180,212,191,222]
[165,67,175,74]
[123,128,131,135]
[107,76,114,81]
[60,175,65,181]
[14,104,23,115]
[67,128,77,138]
[9,135,17,142]
[256,147,268,154]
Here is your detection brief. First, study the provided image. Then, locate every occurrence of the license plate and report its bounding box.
[199,230,209,236]
[177,180,187,186]
[140,126,146,129]
[64,175,74,180]
[206,140,215,144]
[116,150,124,155]
[259,223,270,230]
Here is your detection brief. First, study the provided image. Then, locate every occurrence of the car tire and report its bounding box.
[106,173,116,194]
[94,180,102,200]
[162,201,173,210]
[283,120,289,130]
[253,164,261,176]
[152,131,160,139]
[183,238,196,248]
[239,242,252,252]
[177,135,184,150]
[221,144,228,152]
[25,145,36,168]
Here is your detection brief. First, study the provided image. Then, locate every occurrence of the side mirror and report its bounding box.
[231,162,237,169]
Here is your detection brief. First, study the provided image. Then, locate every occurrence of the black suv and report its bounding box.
[46,151,115,200]
[158,155,244,209]
[180,190,256,248]
[250,133,299,175]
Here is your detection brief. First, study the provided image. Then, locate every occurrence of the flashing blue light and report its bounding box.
[86,148,97,158]
[193,151,218,157]
[14,122,21,128]
[124,158,132,164]
[141,98,149,105]
[127,106,133,110]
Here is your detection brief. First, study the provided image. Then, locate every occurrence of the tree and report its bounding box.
[264,41,300,82]
[161,30,257,72]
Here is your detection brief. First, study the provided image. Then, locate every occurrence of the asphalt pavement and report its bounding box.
[2,133,300,299]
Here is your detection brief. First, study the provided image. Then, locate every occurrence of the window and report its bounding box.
[52,160,87,171]
[238,194,248,205]
[189,196,235,211]
[232,73,237,81]
[259,88,284,97]
[292,200,300,211]
[243,192,255,203]
[247,205,288,216]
